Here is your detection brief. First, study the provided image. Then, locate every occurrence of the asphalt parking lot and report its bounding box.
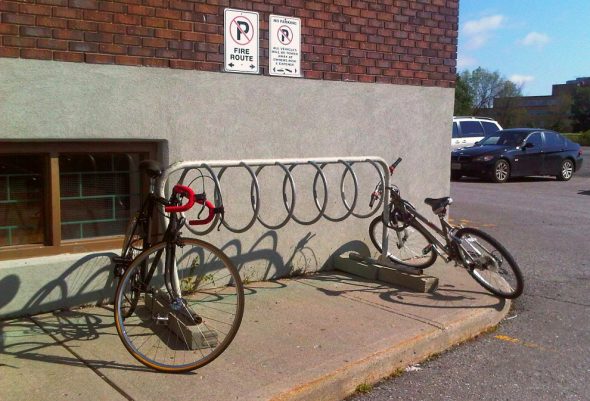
[351,147,589,401]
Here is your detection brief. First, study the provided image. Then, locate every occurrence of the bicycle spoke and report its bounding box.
[115,238,244,372]
[456,228,523,299]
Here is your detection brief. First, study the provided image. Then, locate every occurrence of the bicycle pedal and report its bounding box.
[152,313,169,325]
[112,256,130,277]
[422,244,433,255]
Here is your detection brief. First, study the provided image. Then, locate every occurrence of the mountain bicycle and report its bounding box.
[368,158,524,299]
[112,160,245,373]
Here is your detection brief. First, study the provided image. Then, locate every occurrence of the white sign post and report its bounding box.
[224,8,259,74]
[269,15,301,77]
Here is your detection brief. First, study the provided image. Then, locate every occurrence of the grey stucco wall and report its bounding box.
[0,58,453,318]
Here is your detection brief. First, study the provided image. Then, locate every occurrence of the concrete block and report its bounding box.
[334,254,438,293]
[144,291,218,350]
[378,266,438,293]
[333,255,378,280]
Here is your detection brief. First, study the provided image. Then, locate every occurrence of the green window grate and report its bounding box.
[0,155,45,247]
[59,153,141,241]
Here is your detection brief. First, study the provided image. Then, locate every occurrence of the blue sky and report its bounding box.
[458,1,590,96]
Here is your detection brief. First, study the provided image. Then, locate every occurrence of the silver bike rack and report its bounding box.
[156,156,393,260]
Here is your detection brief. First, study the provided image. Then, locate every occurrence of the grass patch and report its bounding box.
[355,383,373,394]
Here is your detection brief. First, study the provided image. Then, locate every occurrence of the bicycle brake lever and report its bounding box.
[197,204,205,219]
[216,211,225,231]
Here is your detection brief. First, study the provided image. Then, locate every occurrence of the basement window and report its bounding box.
[0,142,158,260]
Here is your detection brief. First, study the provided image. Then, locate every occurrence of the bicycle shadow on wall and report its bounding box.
[0,274,20,313]
[309,244,506,312]
[18,252,118,318]
[0,252,160,371]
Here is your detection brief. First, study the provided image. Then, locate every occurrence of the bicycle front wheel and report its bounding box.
[114,238,245,373]
[369,215,437,268]
[456,227,523,299]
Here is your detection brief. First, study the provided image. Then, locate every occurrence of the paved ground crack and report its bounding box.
[29,316,135,401]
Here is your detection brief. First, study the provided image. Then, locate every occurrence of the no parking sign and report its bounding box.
[269,15,301,77]
[224,9,259,74]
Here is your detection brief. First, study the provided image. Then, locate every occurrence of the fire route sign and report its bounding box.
[224,8,260,74]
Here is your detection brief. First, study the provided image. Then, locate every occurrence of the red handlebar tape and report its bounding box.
[188,199,216,226]
[164,185,195,213]
[164,184,217,226]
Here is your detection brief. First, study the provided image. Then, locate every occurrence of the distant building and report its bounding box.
[491,77,590,131]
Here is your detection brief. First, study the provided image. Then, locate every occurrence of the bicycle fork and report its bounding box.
[159,241,203,326]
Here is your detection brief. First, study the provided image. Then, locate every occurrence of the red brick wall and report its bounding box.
[0,0,458,87]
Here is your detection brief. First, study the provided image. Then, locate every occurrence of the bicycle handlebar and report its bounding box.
[165,185,195,213]
[164,184,222,226]
[369,158,402,208]
[389,157,402,175]
[188,198,217,226]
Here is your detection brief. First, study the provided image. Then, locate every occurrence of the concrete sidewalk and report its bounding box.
[0,261,509,401]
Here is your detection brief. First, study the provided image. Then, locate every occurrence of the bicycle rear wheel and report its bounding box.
[369,215,437,268]
[114,238,245,373]
[456,227,523,299]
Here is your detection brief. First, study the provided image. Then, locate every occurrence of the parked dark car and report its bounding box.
[451,128,584,183]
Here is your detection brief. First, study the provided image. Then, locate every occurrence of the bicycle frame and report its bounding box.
[389,193,458,263]
[122,178,187,301]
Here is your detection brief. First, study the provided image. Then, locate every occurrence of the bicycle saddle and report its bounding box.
[424,197,453,213]
[139,160,163,179]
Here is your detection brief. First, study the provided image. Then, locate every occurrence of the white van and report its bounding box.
[452,116,502,150]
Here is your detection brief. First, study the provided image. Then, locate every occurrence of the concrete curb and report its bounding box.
[270,301,509,401]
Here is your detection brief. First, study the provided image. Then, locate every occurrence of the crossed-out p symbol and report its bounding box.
[278,25,293,45]
[230,16,253,45]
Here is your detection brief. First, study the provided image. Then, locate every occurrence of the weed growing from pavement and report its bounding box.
[355,383,373,394]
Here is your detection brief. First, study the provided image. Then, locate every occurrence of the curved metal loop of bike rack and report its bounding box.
[158,157,392,253]
[349,159,385,218]
[251,162,296,230]
[312,160,358,223]
[283,161,329,226]
[218,162,260,233]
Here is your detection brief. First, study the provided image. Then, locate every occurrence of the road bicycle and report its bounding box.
[368,158,524,299]
[112,160,245,373]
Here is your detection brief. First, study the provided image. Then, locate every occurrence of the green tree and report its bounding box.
[454,74,473,115]
[459,67,522,115]
[571,86,590,132]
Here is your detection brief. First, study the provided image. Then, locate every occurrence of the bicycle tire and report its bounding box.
[456,227,523,299]
[114,238,245,373]
[369,215,437,269]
